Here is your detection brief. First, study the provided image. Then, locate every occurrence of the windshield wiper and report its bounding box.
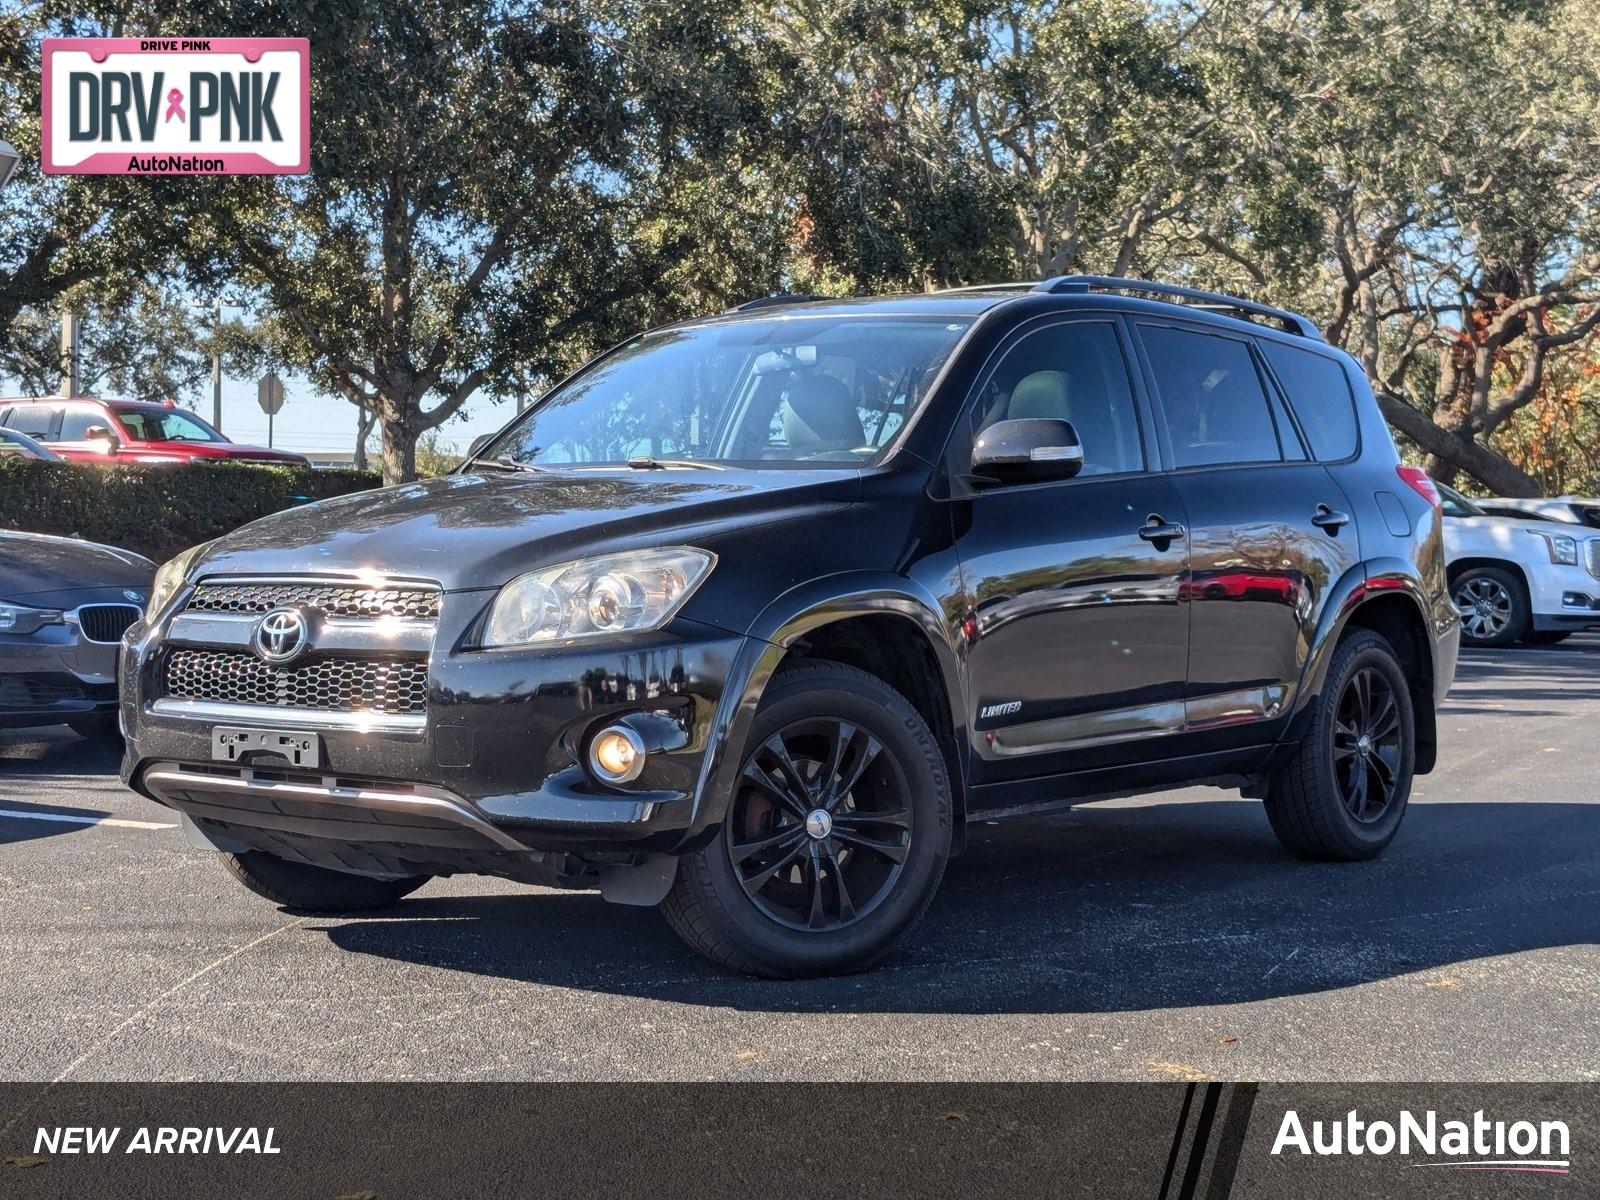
[473,455,551,474]
[624,456,723,471]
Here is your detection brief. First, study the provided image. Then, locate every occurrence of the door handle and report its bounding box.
[1312,504,1350,532]
[1138,516,1187,545]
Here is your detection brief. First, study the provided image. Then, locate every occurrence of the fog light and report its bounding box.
[589,724,646,784]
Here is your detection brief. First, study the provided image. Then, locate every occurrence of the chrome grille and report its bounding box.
[185,582,440,621]
[163,650,429,714]
[1587,538,1600,580]
[77,604,140,643]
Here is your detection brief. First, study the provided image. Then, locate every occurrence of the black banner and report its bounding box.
[1,1084,1591,1198]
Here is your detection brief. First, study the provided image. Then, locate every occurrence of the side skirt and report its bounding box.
[966,746,1275,822]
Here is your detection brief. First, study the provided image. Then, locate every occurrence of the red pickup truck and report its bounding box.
[0,397,309,466]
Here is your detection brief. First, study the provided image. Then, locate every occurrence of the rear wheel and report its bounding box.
[1452,566,1529,647]
[661,661,952,978]
[1265,629,1414,861]
[221,850,429,913]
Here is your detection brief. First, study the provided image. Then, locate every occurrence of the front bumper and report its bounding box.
[121,594,752,869]
[0,619,122,729]
[1528,562,1600,632]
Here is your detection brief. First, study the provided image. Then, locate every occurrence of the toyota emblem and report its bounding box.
[253,607,310,664]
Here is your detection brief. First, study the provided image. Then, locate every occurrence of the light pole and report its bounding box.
[0,140,20,189]
[192,298,242,431]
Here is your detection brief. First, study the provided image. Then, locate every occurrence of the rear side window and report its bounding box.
[1261,341,1359,461]
[1140,327,1282,468]
[3,405,59,438]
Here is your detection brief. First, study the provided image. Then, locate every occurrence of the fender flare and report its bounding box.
[1295,556,1438,715]
[680,572,968,845]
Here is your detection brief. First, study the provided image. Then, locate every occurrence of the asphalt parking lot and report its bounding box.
[1,638,1596,1083]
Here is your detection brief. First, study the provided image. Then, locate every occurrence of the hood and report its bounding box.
[190,466,860,590]
[143,441,308,463]
[1444,511,1595,553]
[0,530,156,605]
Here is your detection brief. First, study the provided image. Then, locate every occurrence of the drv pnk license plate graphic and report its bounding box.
[42,38,310,175]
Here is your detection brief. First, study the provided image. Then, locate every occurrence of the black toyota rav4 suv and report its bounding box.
[121,277,1459,977]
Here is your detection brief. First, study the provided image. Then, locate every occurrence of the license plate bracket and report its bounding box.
[212,726,322,769]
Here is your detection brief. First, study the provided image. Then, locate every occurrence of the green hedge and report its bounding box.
[0,459,382,562]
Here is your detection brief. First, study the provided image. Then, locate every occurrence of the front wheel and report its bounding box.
[660,661,952,978]
[221,850,430,913]
[1452,566,1529,646]
[1264,629,1415,861]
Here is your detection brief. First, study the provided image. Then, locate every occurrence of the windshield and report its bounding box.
[482,315,970,468]
[1436,482,1483,517]
[114,406,224,442]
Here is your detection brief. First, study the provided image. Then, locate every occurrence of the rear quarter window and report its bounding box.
[1,405,59,438]
[1261,342,1360,461]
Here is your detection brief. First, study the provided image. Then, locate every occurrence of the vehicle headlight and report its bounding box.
[146,541,212,620]
[0,602,63,635]
[1534,531,1579,566]
[483,548,716,647]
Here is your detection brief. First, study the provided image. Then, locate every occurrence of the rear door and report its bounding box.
[950,316,1192,784]
[1134,321,1358,750]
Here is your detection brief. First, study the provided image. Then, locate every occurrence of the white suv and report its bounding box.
[1438,482,1600,646]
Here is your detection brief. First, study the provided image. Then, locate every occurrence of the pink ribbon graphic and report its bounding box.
[164,88,185,123]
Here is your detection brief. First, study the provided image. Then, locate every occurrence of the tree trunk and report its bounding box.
[354,407,376,472]
[380,415,419,486]
[1373,392,1542,497]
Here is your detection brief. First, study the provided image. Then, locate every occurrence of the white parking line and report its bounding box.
[0,806,175,831]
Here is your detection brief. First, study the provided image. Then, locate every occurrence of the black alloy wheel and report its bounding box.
[1331,666,1404,824]
[659,659,952,978]
[1263,628,1415,862]
[728,718,912,932]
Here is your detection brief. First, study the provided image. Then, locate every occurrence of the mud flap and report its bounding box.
[598,854,678,906]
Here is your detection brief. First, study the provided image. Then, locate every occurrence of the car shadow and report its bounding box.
[1450,639,1600,706]
[0,728,126,845]
[319,797,1598,1014]
[0,727,123,775]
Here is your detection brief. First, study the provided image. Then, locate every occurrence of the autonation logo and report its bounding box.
[1272,1108,1571,1175]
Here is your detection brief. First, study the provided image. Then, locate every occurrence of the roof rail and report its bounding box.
[1032,275,1322,340]
[933,282,1036,294]
[728,293,831,313]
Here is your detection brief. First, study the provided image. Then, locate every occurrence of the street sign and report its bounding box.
[257,372,285,416]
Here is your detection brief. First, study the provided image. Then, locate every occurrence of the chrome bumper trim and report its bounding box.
[142,763,524,851]
[149,697,426,735]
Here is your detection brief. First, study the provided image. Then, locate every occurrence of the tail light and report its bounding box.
[1396,465,1441,510]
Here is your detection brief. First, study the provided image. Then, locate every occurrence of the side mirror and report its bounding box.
[971,418,1083,484]
[467,433,494,459]
[83,425,121,452]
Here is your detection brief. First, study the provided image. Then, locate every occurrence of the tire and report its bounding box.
[220,850,429,913]
[1451,565,1529,647]
[66,712,120,741]
[661,660,952,978]
[1264,629,1415,862]
[1522,630,1572,645]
